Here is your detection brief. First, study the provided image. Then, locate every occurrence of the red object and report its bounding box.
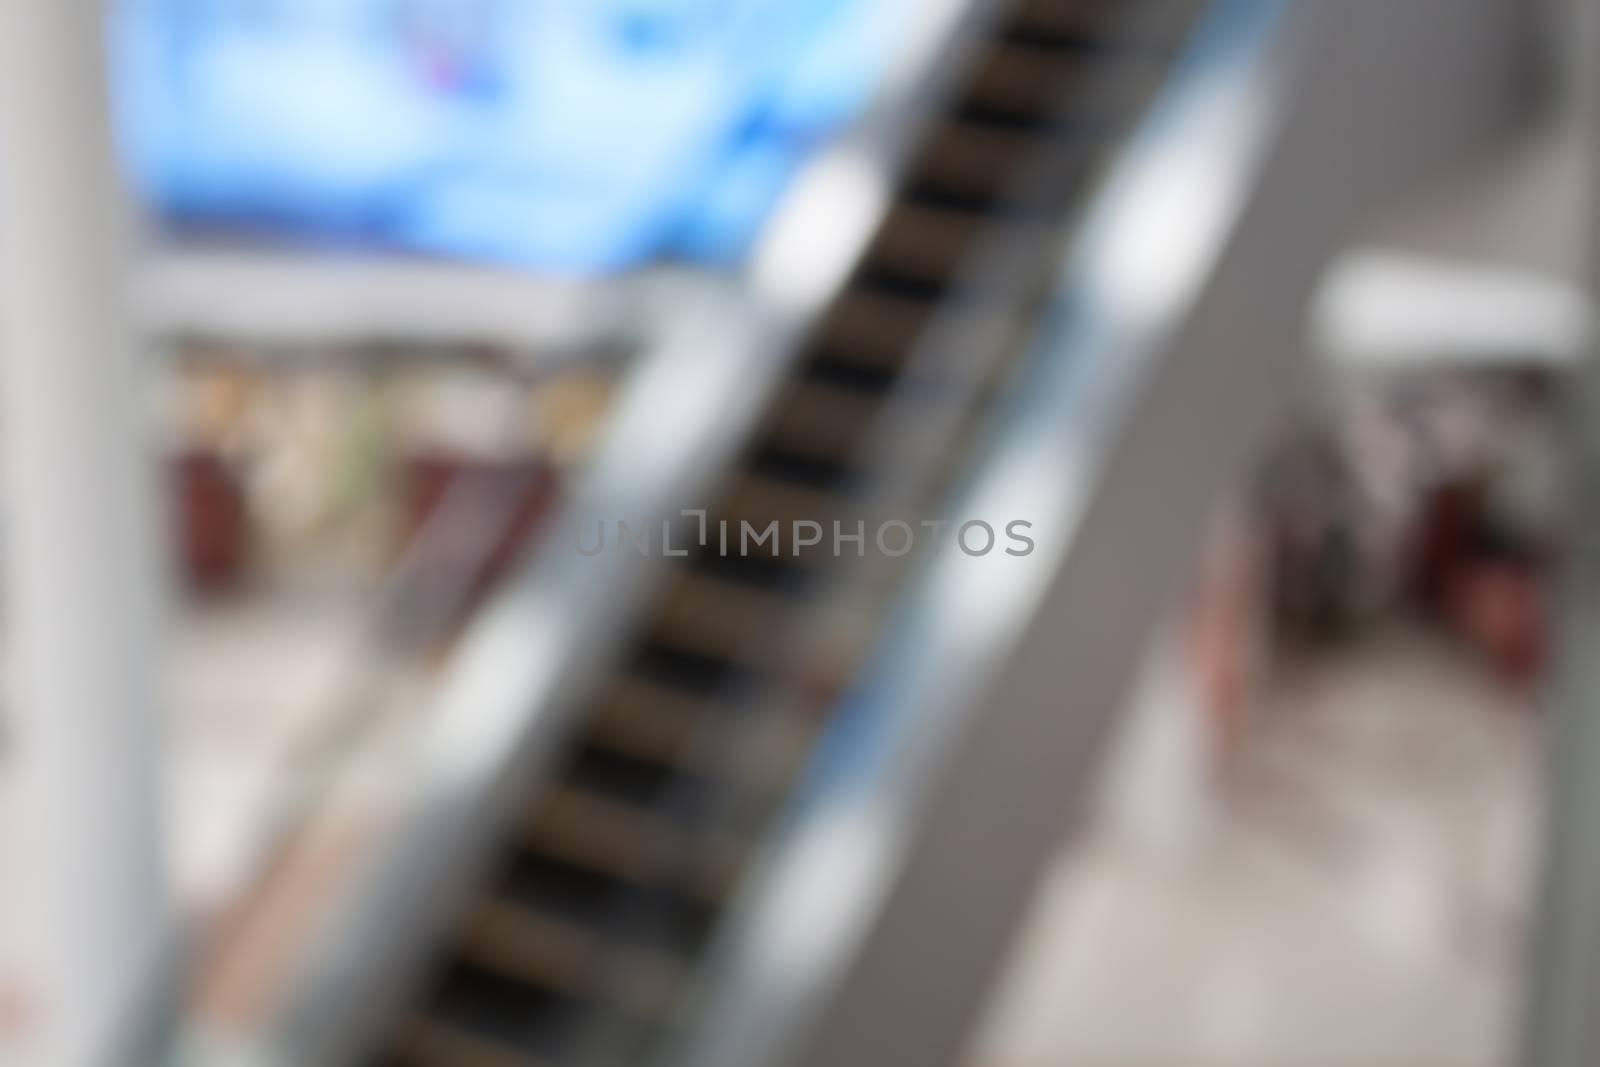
[1451,564,1546,684]
[175,449,249,592]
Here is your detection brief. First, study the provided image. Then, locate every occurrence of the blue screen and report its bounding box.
[115,0,893,272]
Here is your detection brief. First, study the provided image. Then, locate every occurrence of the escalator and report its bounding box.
[369,2,1207,1065]
[0,0,1539,1062]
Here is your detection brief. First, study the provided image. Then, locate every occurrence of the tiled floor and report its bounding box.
[971,626,1542,1067]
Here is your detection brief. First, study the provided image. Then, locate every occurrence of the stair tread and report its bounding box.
[1009,0,1139,45]
[462,899,602,998]
[649,570,785,662]
[421,961,582,1061]
[913,120,1041,204]
[968,40,1092,121]
[627,640,743,696]
[522,783,748,903]
[814,289,935,367]
[864,202,988,287]
[762,381,882,467]
[393,1017,547,1067]
[586,677,720,770]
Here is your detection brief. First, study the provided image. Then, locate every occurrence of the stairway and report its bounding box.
[374,1,1204,1064]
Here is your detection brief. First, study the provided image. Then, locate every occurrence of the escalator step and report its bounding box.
[460,899,603,1000]
[913,120,1042,207]
[863,202,987,288]
[900,181,1012,218]
[390,1017,546,1067]
[462,894,697,1020]
[710,474,847,572]
[417,961,583,1063]
[649,570,784,663]
[565,743,698,810]
[688,541,812,591]
[628,641,743,696]
[497,847,718,960]
[715,473,842,539]
[798,352,902,395]
[1008,0,1139,48]
[762,381,883,468]
[813,289,935,369]
[851,270,952,305]
[520,783,749,904]
[498,851,620,929]
[745,441,856,491]
[586,677,720,772]
[967,41,1095,125]
[522,784,676,886]
[592,689,816,801]
[950,97,1066,133]
[1000,20,1106,53]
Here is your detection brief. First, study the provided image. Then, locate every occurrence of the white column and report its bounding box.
[0,3,175,1065]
